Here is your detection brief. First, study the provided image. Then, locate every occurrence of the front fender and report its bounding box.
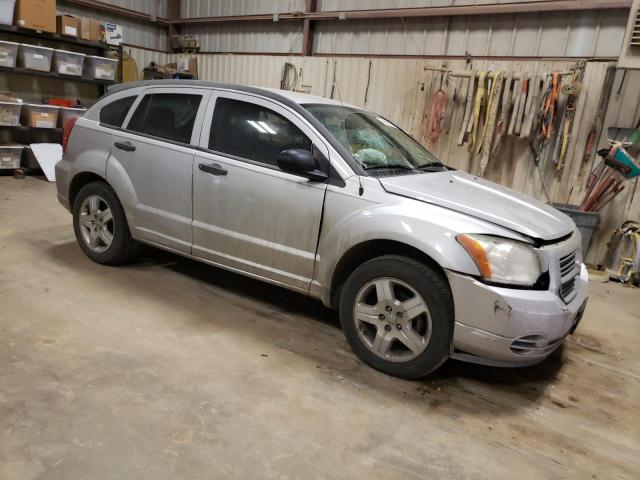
[313,183,527,304]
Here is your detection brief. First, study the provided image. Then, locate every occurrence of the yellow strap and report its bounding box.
[477,71,500,154]
[470,71,486,150]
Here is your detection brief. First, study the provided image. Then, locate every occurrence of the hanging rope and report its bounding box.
[423,88,448,148]
[280,62,298,91]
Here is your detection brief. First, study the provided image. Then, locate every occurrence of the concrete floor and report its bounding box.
[1,176,639,480]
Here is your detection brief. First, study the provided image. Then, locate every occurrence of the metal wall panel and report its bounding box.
[180,0,306,18]
[57,1,168,51]
[181,21,304,53]
[317,0,584,9]
[180,52,638,261]
[313,9,628,57]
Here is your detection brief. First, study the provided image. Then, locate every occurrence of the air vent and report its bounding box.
[632,9,640,47]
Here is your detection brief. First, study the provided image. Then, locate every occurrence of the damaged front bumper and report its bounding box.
[445,264,588,367]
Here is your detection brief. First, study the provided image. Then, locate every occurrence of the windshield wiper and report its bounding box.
[414,161,445,171]
[363,164,414,171]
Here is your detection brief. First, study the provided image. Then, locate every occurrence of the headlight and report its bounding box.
[456,234,542,286]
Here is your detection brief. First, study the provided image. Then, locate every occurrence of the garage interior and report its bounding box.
[1,0,640,479]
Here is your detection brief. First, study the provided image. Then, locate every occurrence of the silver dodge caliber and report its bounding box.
[56,80,588,379]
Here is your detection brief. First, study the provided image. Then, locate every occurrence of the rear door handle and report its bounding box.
[114,141,136,152]
[199,163,227,176]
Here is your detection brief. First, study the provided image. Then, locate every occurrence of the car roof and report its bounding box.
[106,80,354,108]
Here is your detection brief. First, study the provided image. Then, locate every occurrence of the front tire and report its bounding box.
[72,181,139,265]
[339,255,453,379]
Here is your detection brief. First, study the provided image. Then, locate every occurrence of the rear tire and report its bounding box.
[339,255,453,379]
[72,181,139,265]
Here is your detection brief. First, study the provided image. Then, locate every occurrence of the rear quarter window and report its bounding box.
[99,96,137,127]
[127,93,202,144]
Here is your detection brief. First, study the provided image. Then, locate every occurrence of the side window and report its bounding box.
[127,93,202,144]
[209,97,311,167]
[99,96,136,127]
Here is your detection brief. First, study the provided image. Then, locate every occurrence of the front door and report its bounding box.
[192,92,329,292]
[108,87,210,253]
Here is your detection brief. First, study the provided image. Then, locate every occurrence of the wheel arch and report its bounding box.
[329,239,449,309]
[69,171,106,209]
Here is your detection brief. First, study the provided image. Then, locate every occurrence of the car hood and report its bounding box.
[379,170,574,241]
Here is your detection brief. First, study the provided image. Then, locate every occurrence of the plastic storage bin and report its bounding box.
[21,103,59,129]
[19,44,54,72]
[53,49,86,76]
[0,40,19,68]
[0,145,23,169]
[58,106,86,126]
[85,55,118,81]
[0,101,21,126]
[553,204,600,255]
[0,0,16,26]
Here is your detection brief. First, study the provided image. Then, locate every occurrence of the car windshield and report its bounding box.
[304,104,446,176]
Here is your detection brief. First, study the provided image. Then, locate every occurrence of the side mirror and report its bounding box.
[276,149,328,182]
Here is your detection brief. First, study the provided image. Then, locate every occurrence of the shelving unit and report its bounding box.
[0,23,122,175]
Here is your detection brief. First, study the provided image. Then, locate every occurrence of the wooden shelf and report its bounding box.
[2,125,63,133]
[0,24,118,51]
[0,65,117,85]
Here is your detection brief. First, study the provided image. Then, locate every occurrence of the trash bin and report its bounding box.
[553,204,600,255]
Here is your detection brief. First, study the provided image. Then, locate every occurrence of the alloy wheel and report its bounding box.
[78,195,114,253]
[353,277,432,363]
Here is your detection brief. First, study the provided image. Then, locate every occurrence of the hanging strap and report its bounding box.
[521,73,539,138]
[480,71,503,175]
[477,70,500,154]
[492,71,513,155]
[508,79,521,136]
[514,71,529,135]
[470,70,486,150]
[458,71,475,145]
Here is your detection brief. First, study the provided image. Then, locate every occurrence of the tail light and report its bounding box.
[62,117,78,153]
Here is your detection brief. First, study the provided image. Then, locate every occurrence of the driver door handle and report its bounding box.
[114,141,136,152]
[199,163,228,176]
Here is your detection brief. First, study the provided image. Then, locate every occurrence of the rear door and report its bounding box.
[108,87,210,253]
[192,92,329,291]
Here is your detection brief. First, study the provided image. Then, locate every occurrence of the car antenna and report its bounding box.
[358,176,364,196]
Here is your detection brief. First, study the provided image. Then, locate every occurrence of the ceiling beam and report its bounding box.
[167,0,181,52]
[170,0,631,25]
[302,0,317,56]
[64,0,170,27]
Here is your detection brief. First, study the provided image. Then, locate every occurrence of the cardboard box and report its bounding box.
[15,0,56,33]
[103,22,123,45]
[57,15,78,37]
[79,17,101,42]
[177,55,198,79]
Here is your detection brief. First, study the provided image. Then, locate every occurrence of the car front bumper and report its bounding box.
[445,264,588,367]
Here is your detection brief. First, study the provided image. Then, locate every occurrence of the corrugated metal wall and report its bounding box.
[180,0,306,17]
[317,0,572,8]
[136,50,638,263]
[313,9,628,57]
[174,1,628,57]
[57,0,168,51]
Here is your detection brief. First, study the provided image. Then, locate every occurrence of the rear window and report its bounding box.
[99,96,136,127]
[127,93,202,144]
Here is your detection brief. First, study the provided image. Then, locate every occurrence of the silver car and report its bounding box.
[55,80,588,379]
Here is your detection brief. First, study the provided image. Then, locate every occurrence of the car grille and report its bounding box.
[559,250,579,303]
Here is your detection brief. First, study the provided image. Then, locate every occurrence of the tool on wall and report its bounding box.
[581,65,616,168]
[555,61,585,177]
